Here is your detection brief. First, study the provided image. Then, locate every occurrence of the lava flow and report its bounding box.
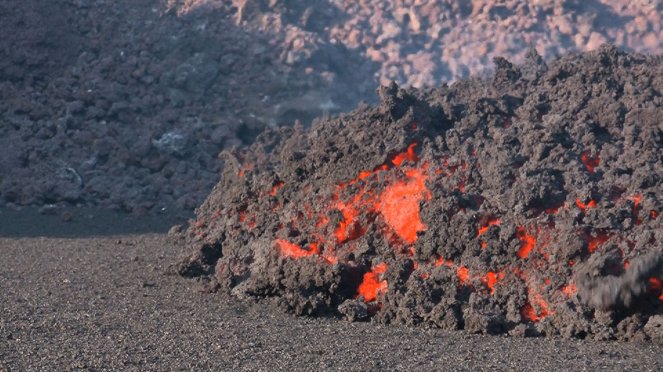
[182,49,663,341]
[357,263,388,302]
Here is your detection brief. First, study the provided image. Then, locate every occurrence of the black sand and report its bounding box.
[1,212,662,370]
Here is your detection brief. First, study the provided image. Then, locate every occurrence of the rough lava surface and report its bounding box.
[3,0,663,215]
[179,45,663,341]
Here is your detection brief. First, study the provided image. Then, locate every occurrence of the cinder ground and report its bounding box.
[1,212,662,370]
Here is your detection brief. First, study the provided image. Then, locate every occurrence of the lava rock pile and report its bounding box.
[178,45,662,341]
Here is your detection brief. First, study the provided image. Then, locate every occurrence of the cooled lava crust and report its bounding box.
[179,45,663,341]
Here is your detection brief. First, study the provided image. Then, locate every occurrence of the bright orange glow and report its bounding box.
[586,231,610,253]
[322,255,338,265]
[561,283,577,297]
[521,293,552,322]
[391,143,418,166]
[434,256,454,267]
[521,303,539,322]
[477,217,501,236]
[580,151,600,173]
[545,202,564,214]
[482,271,505,294]
[270,181,284,196]
[357,171,373,180]
[648,277,663,301]
[537,299,552,319]
[316,216,329,228]
[456,266,470,285]
[331,142,428,246]
[334,201,364,244]
[516,226,536,259]
[575,198,597,211]
[275,239,319,259]
[358,263,388,302]
[378,168,430,244]
[630,194,642,225]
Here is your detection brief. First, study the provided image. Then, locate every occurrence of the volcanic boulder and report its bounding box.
[178,45,662,341]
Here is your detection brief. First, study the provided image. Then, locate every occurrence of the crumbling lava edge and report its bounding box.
[176,45,663,341]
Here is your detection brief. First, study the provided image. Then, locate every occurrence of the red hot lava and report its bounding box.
[357,263,388,302]
[182,54,663,341]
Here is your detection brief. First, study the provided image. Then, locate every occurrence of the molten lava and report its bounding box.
[358,263,388,302]
[334,200,363,244]
[630,194,642,225]
[456,266,470,285]
[520,303,539,322]
[580,151,600,173]
[390,143,418,166]
[561,283,577,297]
[648,277,663,301]
[516,226,536,259]
[275,239,319,259]
[434,256,454,267]
[378,168,430,244]
[575,198,597,211]
[521,292,552,322]
[183,53,663,341]
[585,230,611,253]
[270,181,284,196]
[477,217,501,236]
[482,271,505,294]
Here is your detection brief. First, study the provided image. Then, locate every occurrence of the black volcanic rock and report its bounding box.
[179,46,662,341]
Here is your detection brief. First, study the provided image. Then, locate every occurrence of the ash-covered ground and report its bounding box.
[2,0,663,215]
[178,46,663,341]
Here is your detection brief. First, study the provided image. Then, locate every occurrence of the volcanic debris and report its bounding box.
[178,46,662,341]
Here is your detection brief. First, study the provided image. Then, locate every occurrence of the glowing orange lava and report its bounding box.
[477,217,501,236]
[630,194,642,225]
[333,200,364,244]
[331,142,429,246]
[521,293,552,322]
[521,303,539,322]
[575,198,597,211]
[270,181,284,196]
[378,168,430,245]
[648,277,663,301]
[516,226,536,259]
[580,151,600,173]
[586,231,610,253]
[434,256,454,267]
[545,202,565,214]
[358,263,388,302]
[391,143,418,166]
[275,239,319,259]
[456,266,470,285]
[561,283,577,297]
[482,271,505,294]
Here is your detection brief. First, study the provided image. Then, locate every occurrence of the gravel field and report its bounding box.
[1,218,662,370]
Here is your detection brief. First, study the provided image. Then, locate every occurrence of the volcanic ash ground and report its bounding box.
[177,45,663,341]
